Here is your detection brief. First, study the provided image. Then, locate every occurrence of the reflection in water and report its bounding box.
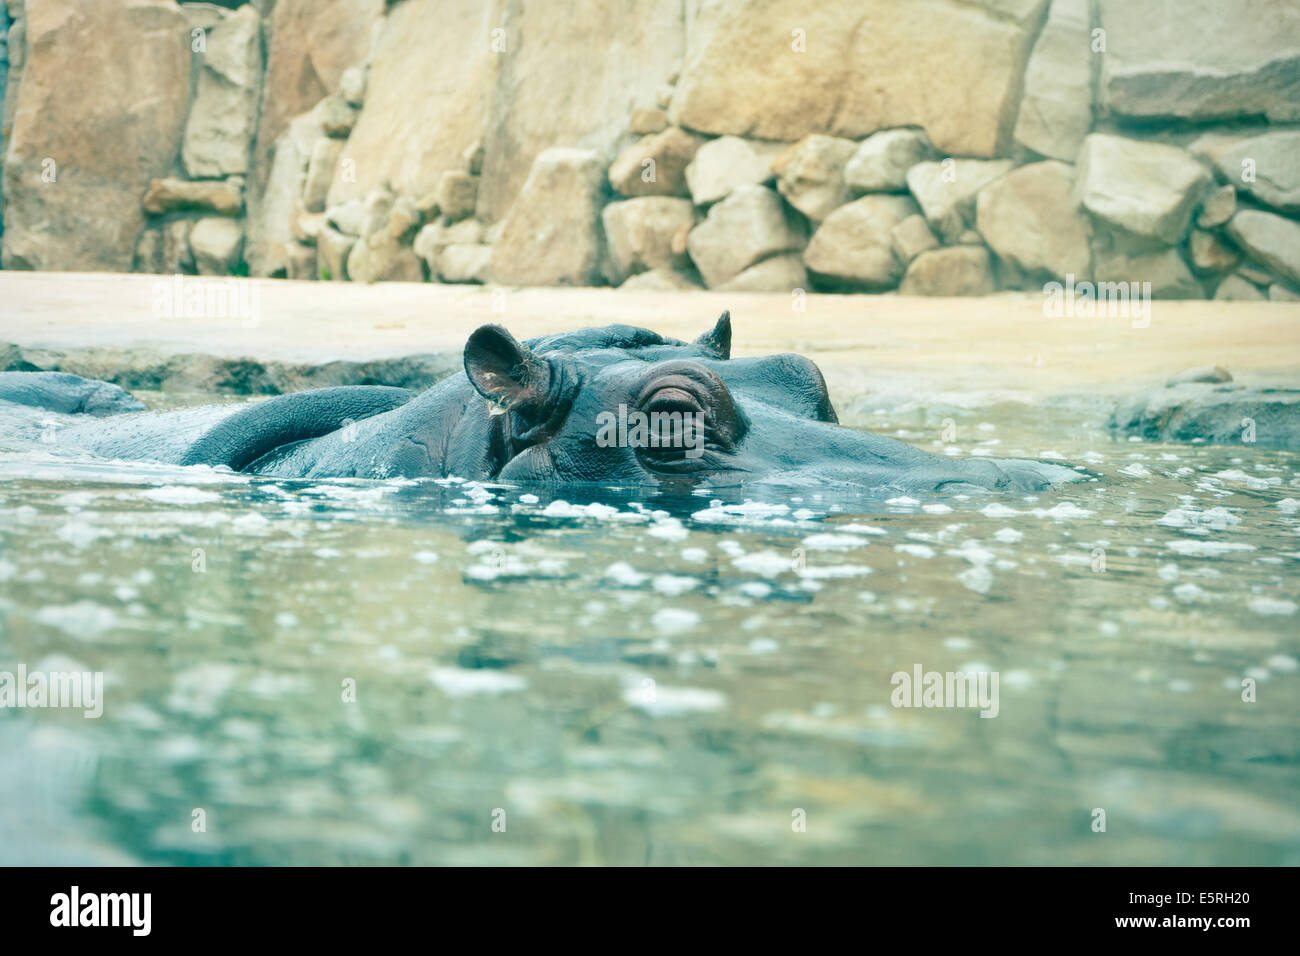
[0,403,1297,865]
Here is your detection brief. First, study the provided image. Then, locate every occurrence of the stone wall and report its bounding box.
[1,0,1298,301]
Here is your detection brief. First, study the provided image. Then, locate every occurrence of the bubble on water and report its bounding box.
[1268,654,1298,671]
[839,523,887,536]
[1248,596,1297,616]
[232,512,270,533]
[140,486,222,505]
[652,608,701,635]
[1167,540,1256,557]
[1032,502,1093,520]
[1277,498,1299,514]
[56,521,106,548]
[1173,582,1207,604]
[958,565,993,594]
[943,637,972,650]
[717,540,745,557]
[680,547,708,563]
[652,574,698,597]
[0,559,19,582]
[799,564,872,580]
[34,601,118,638]
[1039,451,1066,460]
[923,503,953,514]
[1003,669,1033,689]
[739,582,772,599]
[1119,463,1152,477]
[313,548,343,559]
[430,667,526,697]
[981,503,1020,518]
[748,638,779,655]
[731,551,791,578]
[993,527,1023,544]
[518,493,539,504]
[647,519,688,542]
[624,683,726,717]
[605,562,648,587]
[1168,679,1193,693]
[274,611,299,628]
[894,543,935,559]
[412,550,439,564]
[802,533,871,551]
[1244,667,1271,681]
[1157,563,1179,581]
[886,496,920,507]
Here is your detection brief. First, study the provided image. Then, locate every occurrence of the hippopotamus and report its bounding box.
[1,313,1081,493]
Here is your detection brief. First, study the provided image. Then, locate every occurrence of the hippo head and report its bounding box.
[458,312,1081,494]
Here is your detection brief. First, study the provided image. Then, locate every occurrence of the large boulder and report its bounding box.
[1012,0,1093,161]
[772,134,858,222]
[899,245,996,296]
[601,197,695,285]
[889,214,939,265]
[843,128,932,194]
[1074,134,1213,245]
[182,4,262,178]
[607,126,702,198]
[906,159,1013,242]
[1209,131,1300,215]
[489,148,608,287]
[325,0,497,209]
[1,0,190,271]
[669,0,1040,158]
[975,160,1092,279]
[478,0,685,221]
[1097,0,1300,123]
[684,136,778,206]
[802,194,916,290]
[1225,210,1300,286]
[142,178,243,217]
[686,185,807,288]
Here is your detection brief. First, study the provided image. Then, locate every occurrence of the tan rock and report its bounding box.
[182,5,263,178]
[684,136,779,207]
[346,232,424,283]
[286,241,318,280]
[803,194,917,290]
[844,129,933,194]
[303,139,344,212]
[670,0,1039,157]
[900,245,995,296]
[324,0,496,208]
[1188,229,1240,275]
[1074,134,1212,244]
[316,225,355,281]
[630,107,670,135]
[773,134,858,222]
[1196,185,1236,230]
[437,171,479,222]
[1213,274,1266,301]
[1094,248,1203,299]
[889,215,939,265]
[1012,0,1093,161]
[190,217,245,276]
[477,0,685,221]
[1,0,191,271]
[489,148,607,287]
[142,179,243,217]
[608,127,703,198]
[1225,209,1300,286]
[686,185,808,288]
[438,244,492,284]
[975,160,1092,279]
[601,197,696,285]
[251,0,383,198]
[717,254,809,292]
[906,159,1013,242]
[619,268,703,291]
[162,220,196,276]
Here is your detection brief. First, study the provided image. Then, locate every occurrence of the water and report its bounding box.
[1,397,1297,865]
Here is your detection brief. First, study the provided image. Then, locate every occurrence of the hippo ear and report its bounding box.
[464,325,552,412]
[693,310,731,359]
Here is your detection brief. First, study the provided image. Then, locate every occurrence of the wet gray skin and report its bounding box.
[3,313,1082,494]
